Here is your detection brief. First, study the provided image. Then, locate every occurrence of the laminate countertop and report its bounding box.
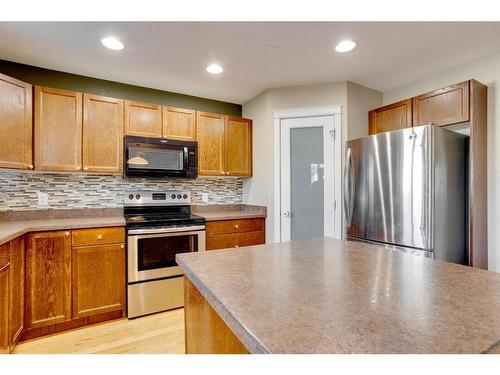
[0,216,126,246]
[192,204,266,221]
[0,204,266,246]
[176,237,500,354]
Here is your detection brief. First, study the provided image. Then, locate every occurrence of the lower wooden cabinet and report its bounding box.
[20,227,126,341]
[72,243,125,318]
[9,236,24,347]
[206,218,265,251]
[25,231,72,329]
[0,243,10,354]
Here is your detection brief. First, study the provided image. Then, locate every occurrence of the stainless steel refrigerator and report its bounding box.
[344,124,467,264]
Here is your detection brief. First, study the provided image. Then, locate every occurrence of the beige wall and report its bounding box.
[382,51,500,272]
[242,81,381,242]
[347,81,383,140]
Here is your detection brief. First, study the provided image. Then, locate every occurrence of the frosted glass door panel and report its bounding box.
[290,127,324,240]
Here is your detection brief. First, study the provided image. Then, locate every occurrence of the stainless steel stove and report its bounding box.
[125,191,205,318]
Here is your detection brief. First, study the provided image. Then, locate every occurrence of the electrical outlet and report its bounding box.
[201,193,209,203]
[37,192,49,206]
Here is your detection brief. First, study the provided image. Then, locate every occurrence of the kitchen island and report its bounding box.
[176,237,500,354]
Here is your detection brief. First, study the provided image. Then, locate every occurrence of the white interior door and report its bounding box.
[280,115,339,241]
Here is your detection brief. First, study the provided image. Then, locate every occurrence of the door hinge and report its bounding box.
[334,200,337,210]
[330,129,336,140]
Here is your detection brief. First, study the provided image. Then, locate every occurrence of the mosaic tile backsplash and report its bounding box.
[0,170,242,211]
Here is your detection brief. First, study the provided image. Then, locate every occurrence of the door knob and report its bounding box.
[283,211,291,217]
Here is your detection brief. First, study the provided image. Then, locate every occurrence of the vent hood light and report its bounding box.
[206,64,223,74]
[101,37,124,51]
[127,156,149,165]
[335,40,356,53]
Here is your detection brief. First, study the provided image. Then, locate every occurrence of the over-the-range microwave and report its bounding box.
[124,135,198,178]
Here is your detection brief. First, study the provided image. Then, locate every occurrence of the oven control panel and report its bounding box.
[125,191,191,206]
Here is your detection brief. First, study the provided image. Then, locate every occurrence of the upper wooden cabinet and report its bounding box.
[163,106,196,141]
[369,99,412,135]
[124,100,162,138]
[35,86,83,172]
[196,111,226,176]
[0,73,33,170]
[25,231,72,329]
[225,116,252,176]
[83,94,124,173]
[413,81,469,127]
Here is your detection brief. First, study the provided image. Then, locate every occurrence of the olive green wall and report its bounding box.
[0,59,242,116]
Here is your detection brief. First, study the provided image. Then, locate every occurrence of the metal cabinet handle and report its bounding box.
[120,244,125,249]
[83,167,89,171]
[64,231,70,237]
[234,244,239,248]
[97,234,103,240]
[28,164,34,170]
[234,224,239,229]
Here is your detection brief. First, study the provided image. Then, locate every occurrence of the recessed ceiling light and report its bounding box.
[101,37,124,51]
[335,40,356,53]
[206,64,223,74]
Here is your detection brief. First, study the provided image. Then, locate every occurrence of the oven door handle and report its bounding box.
[127,225,206,235]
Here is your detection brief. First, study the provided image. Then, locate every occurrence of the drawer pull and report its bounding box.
[97,234,103,240]
[64,231,70,237]
[234,224,239,229]
[234,244,239,248]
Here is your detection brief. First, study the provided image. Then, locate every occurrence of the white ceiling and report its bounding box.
[1,22,500,104]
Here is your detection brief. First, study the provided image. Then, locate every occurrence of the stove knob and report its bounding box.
[128,194,134,200]
[135,194,141,200]
[177,194,182,199]
[183,194,188,199]
[171,194,176,199]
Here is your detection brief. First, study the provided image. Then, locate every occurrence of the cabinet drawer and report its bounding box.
[207,230,265,251]
[72,227,125,247]
[206,218,265,235]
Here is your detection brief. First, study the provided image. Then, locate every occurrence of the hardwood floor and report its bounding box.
[14,308,185,354]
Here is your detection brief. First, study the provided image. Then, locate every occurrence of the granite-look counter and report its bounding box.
[176,237,500,354]
[0,208,125,245]
[0,204,266,246]
[192,204,266,221]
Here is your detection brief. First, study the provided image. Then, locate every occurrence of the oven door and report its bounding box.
[127,226,206,283]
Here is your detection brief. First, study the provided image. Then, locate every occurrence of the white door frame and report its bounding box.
[273,105,343,242]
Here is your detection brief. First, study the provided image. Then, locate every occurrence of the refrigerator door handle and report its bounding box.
[344,147,355,228]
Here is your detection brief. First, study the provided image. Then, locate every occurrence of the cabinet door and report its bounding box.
[413,81,469,127]
[34,86,83,171]
[9,236,24,348]
[163,106,196,141]
[0,243,9,354]
[25,231,72,329]
[72,243,125,318]
[124,100,162,137]
[0,73,33,170]
[225,116,252,176]
[368,99,412,135]
[83,94,124,173]
[196,111,225,176]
